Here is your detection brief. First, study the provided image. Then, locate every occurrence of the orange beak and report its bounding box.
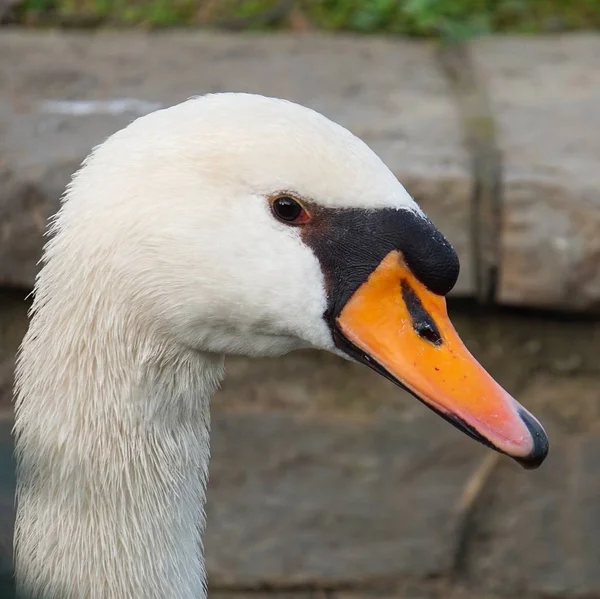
[335,251,548,469]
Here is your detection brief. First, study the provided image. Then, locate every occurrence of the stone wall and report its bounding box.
[1,32,600,599]
[1,289,600,598]
[1,32,599,311]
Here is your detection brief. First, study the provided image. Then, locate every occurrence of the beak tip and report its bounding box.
[513,408,549,470]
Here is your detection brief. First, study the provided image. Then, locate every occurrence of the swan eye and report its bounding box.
[271,197,310,225]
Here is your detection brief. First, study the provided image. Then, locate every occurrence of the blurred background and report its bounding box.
[1,1,600,598]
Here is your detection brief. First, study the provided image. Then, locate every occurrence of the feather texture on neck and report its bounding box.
[14,257,224,598]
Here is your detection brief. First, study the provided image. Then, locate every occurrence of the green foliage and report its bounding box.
[14,0,600,36]
[17,0,198,25]
[310,0,600,38]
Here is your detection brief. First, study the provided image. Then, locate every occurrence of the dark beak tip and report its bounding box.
[514,408,550,470]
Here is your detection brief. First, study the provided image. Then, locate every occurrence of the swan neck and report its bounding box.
[14,295,224,599]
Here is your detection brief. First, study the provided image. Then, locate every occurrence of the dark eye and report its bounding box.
[271,197,310,225]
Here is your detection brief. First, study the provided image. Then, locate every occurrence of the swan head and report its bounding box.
[51,92,548,468]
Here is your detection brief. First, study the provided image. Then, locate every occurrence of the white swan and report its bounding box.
[14,93,548,599]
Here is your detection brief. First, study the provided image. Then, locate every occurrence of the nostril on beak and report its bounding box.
[400,280,443,346]
[414,320,442,345]
[515,408,550,469]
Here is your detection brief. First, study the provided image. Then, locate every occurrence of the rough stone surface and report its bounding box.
[0,30,472,293]
[518,373,600,436]
[471,36,600,311]
[205,411,486,587]
[2,32,600,310]
[467,435,600,597]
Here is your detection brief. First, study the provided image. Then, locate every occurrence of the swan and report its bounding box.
[13,92,548,599]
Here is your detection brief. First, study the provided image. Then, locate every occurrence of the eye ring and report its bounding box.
[271,196,310,225]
